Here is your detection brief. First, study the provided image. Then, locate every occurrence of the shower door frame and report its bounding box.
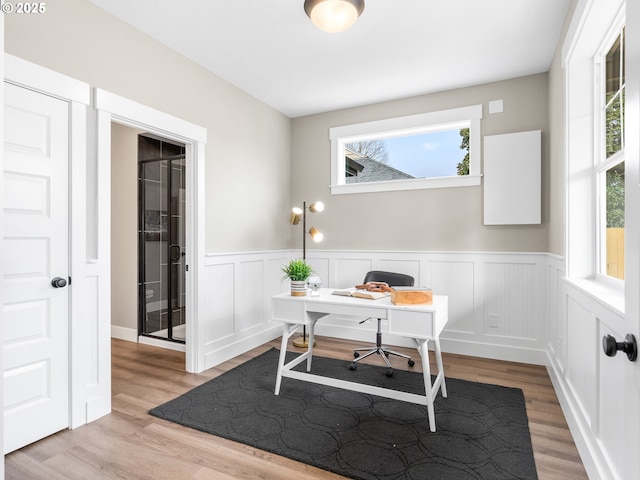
[138,143,187,345]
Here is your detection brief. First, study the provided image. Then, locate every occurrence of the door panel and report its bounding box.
[3,83,70,453]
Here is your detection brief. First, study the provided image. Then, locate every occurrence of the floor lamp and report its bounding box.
[290,200,324,347]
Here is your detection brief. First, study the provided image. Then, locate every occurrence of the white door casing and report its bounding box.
[94,88,206,373]
[2,83,70,453]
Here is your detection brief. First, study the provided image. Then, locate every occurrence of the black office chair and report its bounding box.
[350,270,415,376]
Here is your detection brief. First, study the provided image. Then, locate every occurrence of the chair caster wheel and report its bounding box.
[353,352,360,358]
[386,369,393,377]
[350,363,357,371]
[408,359,415,367]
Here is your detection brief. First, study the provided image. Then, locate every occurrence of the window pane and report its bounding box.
[345,128,468,183]
[605,34,622,98]
[606,91,623,158]
[605,161,625,280]
[605,28,625,160]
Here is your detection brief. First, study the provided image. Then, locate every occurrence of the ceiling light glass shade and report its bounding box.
[290,207,303,225]
[309,227,324,242]
[309,201,324,213]
[304,0,365,33]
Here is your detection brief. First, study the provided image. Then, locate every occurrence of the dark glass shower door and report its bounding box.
[138,135,186,343]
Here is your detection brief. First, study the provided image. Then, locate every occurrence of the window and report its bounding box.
[597,27,625,281]
[330,105,482,195]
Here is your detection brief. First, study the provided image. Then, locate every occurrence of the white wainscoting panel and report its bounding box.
[237,260,266,333]
[426,260,475,334]
[546,257,563,369]
[305,250,548,364]
[546,262,639,480]
[206,262,235,342]
[200,252,288,370]
[565,294,597,428]
[483,261,538,339]
[333,257,374,288]
[200,250,549,368]
[377,259,421,283]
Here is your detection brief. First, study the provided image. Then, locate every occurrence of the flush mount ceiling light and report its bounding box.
[304,0,365,33]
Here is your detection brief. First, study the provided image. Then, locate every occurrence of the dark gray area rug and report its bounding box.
[150,348,538,479]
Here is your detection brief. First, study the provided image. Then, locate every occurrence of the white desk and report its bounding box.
[272,288,448,432]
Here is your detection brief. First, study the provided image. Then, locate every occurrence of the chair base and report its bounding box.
[351,322,415,376]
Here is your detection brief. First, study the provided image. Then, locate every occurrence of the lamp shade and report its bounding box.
[309,227,324,242]
[304,0,365,33]
[290,207,303,225]
[309,201,324,213]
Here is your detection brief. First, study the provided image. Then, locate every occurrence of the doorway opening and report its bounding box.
[138,134,187,344]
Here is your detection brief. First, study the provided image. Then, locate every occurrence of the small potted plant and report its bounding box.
[281,258,313,296]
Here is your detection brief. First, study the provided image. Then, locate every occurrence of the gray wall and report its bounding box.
[291,74,550,253]
[5,0,292,254]
[6,0,556,257]
[111,123,140,331]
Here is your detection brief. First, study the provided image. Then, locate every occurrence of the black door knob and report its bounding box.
[51,277,67,288]
[602,334,638,362]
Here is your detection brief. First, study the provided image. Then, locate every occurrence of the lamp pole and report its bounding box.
[302,201,307,260]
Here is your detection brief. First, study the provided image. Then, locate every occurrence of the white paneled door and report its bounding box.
[3,83,70,453]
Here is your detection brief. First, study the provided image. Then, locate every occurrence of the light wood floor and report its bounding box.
[5,337,588,479]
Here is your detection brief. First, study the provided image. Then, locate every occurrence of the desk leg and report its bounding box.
[418,339,436,432]
[434,337,447,398]
[306,321,315,372]
[274,323,291,395]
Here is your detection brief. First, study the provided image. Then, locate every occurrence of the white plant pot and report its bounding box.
[290,280,308,296]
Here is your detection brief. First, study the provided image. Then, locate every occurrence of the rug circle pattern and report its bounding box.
[150,348,538,480]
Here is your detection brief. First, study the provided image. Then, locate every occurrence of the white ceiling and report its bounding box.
[88,0,570,118]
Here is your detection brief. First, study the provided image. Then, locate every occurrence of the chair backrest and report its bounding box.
[363,270,414,287]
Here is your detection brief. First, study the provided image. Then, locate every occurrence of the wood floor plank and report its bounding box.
[5,337,588,479]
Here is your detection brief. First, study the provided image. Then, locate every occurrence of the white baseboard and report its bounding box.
[438,338,548,365]
[546,351,613,480]
[203,324,283,370]
[314,323,548,366]
[111,325,137,343]
[111,325,187,353]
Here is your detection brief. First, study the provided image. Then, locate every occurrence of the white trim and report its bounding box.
[111,325,138,343]
[94,89,206,143]
[562,0,592,66]
[330,105,482,195]
[0,20,6,474]
[69,101,91,428]
[5,54,90,105]
[94,88,207,374]
[564,1,626,285]
[331,174,482,195]
[329,105,482,139]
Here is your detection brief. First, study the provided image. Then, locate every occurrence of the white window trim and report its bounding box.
[564,0,626,307]
[594,17,626,285]
[329,105,482,195]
